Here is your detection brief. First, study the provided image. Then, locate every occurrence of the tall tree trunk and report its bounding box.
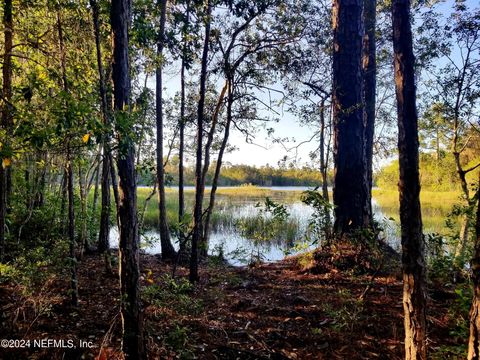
[190,0,211,283]
[3,0,13,206]
[67,150,79,306]
[98,149,112,264]
[450,44,473,263]
[392,0,427,358]
[156,0,176,260]
[319,97,332,237]
[198,81,228,257]
[363,0,376,223]
[57,9,79,307]
[178,3,189,255]
[110,0,144,357]
[332,0,370,235]
[91,0,112,271]
[468,170,480,359]
[203,77,233,246]
[78,166,88,259]
[0,0,13,260]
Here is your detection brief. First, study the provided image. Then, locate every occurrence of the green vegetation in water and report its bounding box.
[134,185,466,256]
[372,188,462,235]
[235,197,299,245]
[137,185,304,231]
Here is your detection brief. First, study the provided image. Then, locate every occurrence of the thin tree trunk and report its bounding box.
[60,167,68,232]
[156,0,176,260]
[363,0,376,223]
[392,0,427,358]
[91,0,112,272]
[109,153,120,209]
[198,81,228,257]
[178,2,189,255]
[190,0,211,283]
[111,0,144,357]
[92,163,101,215]
[332,0,370,235]
[319,97,331,237]
[78,166,88,259]
[319,98,329,203]
[2,0,13,207]
[0,0,13,260]
[450,43,473,263]
[203,78,233,245]
[468,170,480,359]
[57,9,79,307]
[67,150,79,306]
[453,157,471,261]
[33,151,47,208]
[0,166,5,261]
[98,149,111,249]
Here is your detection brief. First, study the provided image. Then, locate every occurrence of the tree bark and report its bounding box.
[468,170,480,359]
[178,2,189,255]
[392,0,427,358]
[92,163,100,216]
[67,150,79,306]
[203,78,233,246]
[450,43,473,263]
[91,0,112,271]
[60,167,68,233]
[78,166,88,259]
[190,0,211,283]
[319,98,329,203]
[0,0,13,260]
[2,0,13,207]
[156,0,176,260]
[453,152,472,261]
[33,151,47,208]
[363,0,376,223]
[98,149,111,252]
[57,9,79,307]
[332,0,370,234]
[198,81,228,257]
[111,0,144,357]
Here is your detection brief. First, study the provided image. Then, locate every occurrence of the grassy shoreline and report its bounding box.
[135,185,462,236]
[372,188,462,234]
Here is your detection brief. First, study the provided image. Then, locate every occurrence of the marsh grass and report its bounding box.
[92,186,461,249]
[137,185,305,231]
[372,189,462,234]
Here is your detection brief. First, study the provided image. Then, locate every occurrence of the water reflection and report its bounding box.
[109,188,401,266]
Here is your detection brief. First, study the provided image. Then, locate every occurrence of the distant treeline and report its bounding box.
[375,151,479,191]
[139,162,332,187]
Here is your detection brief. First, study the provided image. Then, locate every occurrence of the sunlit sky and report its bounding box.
[154,0,477,169]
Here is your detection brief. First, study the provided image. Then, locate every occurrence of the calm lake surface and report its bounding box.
[109,186,422,266]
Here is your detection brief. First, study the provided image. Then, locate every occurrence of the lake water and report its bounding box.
[110,186,400,266]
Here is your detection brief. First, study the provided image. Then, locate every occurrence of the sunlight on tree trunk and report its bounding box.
[392,0,427,358]
[468,170,480,359]
[363,0,376,224]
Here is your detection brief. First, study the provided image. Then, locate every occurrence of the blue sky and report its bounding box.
[156,0,478,169]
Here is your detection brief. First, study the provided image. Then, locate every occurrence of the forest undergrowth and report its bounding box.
[0,248,466,359]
